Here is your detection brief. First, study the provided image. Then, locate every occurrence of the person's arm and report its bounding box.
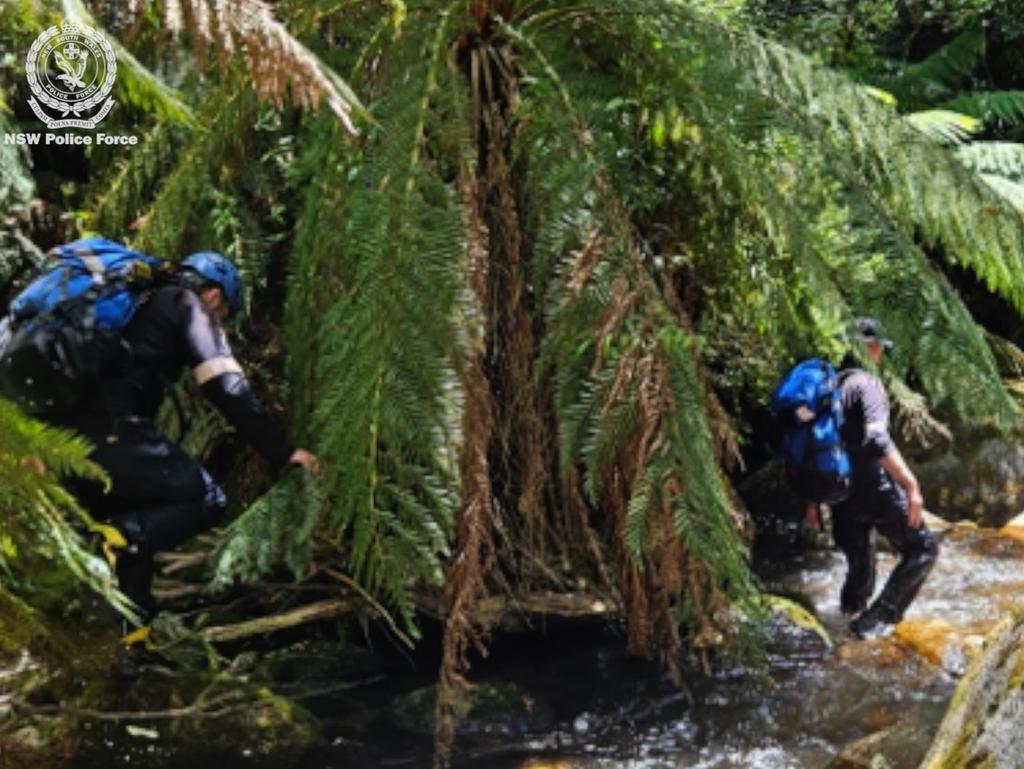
[180,292,314,470]
[879,449,924,528]
[857,373,924,527]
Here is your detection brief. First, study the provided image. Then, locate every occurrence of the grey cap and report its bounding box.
[851,316,894,350]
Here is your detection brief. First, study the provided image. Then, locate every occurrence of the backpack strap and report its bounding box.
[75,249,107,285]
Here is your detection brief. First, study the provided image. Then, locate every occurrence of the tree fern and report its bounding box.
[301,16,465,625]
[956,141,1024,181]
[945,90,1024,127]
[905,109,981,144]
[0,400,135,623]
[60,0,194,122]
[884,26,985,108]
[211,470,323,587]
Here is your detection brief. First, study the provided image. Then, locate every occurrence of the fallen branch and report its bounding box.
[417,590,619,629]
[155,550,210,575]
[9,676,382,723]
[200,598,354,643]
[320,567,414,649]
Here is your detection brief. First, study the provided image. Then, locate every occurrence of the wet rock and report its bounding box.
[764,594,832,649]
[827,722,933,769]
[917,612,1024,769]
[0,716,77,769]
[254,640,384,687]
[74,677,324,769]
[894,618,988,676]
[921,511,952,534]
[387,681,554,737]
[914,438,1024,526]
[998,511,1024,544]
[835,638,913,668]
[171,685,322,768]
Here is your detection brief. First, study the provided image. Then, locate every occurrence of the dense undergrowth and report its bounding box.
[3,0,1024,763]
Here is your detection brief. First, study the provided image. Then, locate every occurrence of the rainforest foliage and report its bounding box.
[3,0,1024,763]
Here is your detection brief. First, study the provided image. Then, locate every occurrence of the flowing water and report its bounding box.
[306,524,1024,769]
[38,523,1024,768]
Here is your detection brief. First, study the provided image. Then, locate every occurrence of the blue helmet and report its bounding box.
[181,251,244,317]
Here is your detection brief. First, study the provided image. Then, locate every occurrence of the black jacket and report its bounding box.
[95,285,294,468]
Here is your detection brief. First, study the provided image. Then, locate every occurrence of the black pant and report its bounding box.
[68,420,227,623]
[832,469,938,621]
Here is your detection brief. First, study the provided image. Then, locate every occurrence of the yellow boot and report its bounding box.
[120,623,154,651]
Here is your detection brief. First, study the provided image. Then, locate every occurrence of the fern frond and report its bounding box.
[62,0,193,122]
[887,27,984,106]
[945,91,1024,127]
[905,109,981,144]
[138,0,366,131]
[0,399,135,622]
[89,121,191,235]
[979,174,1024,212]
[956,141,1024,181]
[211,471,322,587]
[297,18,465,617]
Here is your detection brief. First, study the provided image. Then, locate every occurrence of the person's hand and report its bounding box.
[289,449,320,474]
[907,487,924,528]
[804,501,821,532]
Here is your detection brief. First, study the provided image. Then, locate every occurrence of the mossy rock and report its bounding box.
[254,640,384,687]
[914,439,1024,526]
[0,715,78,769]
[827,722,932,769]
[74,678,324,769]
[387,681,554,737]
[917,612,1024,769]
[170,686,322,768]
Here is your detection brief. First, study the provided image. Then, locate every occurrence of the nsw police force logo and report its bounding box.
[26,23,117,130]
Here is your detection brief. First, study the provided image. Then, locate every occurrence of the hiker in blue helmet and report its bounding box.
[807,317,938,640]
[59,247,317,654]
[181,251,245,319]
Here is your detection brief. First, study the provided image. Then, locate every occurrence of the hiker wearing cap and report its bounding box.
[814,318,938,639]
[60,251,317,645]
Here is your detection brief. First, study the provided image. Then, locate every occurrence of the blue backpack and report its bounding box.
[770,358,852,504]
[0,237,168,416]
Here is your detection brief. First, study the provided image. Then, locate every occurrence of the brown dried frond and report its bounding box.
[888,377,952,449]
[478,99,549,564]
[149,0,358,132]
[163,0,184,35]
[986,329,1024,378]
[593,275,635,374]
[434,165,499,769]
[564,466,615,593]
[568,226,607,296]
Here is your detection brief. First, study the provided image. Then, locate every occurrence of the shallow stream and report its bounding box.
[303,525,1024,769]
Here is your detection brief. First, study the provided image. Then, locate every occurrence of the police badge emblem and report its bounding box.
[26,22,117,130]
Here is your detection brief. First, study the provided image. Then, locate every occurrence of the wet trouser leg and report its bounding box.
[872,488,939,620]
[69,422,228,622]
[833,474,938,622]
[832,510,876,616]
